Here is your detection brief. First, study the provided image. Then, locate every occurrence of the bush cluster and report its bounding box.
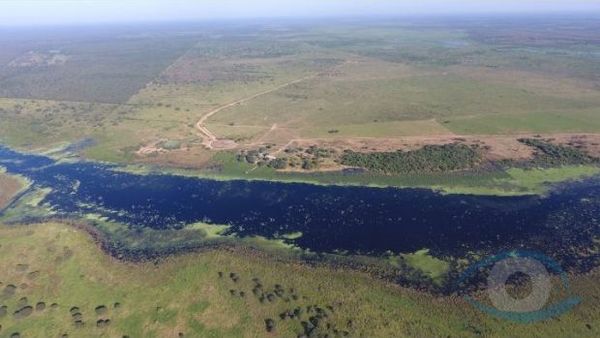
[517,138,598,167]
[340,143,482,174]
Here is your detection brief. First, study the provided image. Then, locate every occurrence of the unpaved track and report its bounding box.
[195,75,316,149]
[136,139,168,155]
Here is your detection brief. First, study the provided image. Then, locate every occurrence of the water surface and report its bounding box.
[1,145,598,270]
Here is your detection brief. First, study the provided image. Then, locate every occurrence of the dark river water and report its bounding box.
[1,145,599,270]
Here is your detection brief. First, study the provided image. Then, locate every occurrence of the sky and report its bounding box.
[0,0,599,26]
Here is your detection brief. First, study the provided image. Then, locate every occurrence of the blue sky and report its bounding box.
[1,0,599,25]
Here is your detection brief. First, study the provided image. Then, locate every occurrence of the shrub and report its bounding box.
[341,143,481,174]
[518,138,598,167]
[268,158,288,169]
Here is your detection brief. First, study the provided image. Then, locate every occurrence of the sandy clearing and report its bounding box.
[0,174,25,210]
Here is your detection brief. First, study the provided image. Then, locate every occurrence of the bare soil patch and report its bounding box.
[211,139,238,150]
[0,174,24,210]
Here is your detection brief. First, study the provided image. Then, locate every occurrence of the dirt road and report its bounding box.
[195,75,316,149]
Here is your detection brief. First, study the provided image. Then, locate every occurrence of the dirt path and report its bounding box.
[271,138,301,156]
[195,75,317,149]
[136,139,168,155]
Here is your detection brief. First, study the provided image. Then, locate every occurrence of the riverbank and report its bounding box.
[4,141,600,196]
[117,152,600,197]
[1,143,599,277]
[0,169,31,211]
[0,222,598,337]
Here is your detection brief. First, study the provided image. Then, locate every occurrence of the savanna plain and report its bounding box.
[0,16,600,337]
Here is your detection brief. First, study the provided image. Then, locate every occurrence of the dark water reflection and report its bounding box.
[1,146,598,270]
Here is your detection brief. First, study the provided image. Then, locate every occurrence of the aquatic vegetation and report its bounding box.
[1,145,599,280]
[500,166,600,195]
[394,249,451,286]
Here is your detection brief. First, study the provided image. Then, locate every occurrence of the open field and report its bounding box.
[0,222,599,337]
[207,59,600,140]
[0,17,599,187]
[0,98,122,149]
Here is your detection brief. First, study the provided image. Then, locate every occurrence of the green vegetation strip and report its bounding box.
[340,144,482,174]
[0,222,598,337]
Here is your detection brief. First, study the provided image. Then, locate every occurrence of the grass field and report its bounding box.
[0,17,599,187]
[444,110,600,135]
[208,62,599,139]
[0,222,598,337]
[0,98,122,149]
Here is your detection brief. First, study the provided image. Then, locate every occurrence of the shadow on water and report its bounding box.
[1,145,599,271]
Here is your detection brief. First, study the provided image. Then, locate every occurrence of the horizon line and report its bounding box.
[1,10,599,29]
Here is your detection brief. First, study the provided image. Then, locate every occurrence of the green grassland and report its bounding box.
[0,19,598,151]
[208,64,599,138]
[443,109,600,135]
[203,21,600,138]
[0,222,598,337]
[0,98,123,149]
[0,18,599,190]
